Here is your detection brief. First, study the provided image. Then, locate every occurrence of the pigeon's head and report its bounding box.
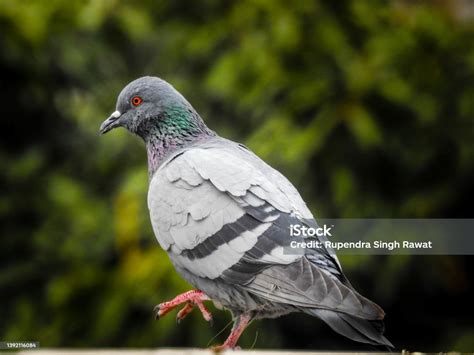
[99,76,203,140]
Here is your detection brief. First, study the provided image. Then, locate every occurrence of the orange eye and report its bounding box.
[131,96,143,107]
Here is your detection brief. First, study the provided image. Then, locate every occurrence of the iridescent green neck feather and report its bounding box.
[142,105,215,177]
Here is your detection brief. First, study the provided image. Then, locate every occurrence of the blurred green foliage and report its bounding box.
[0,0,473,351]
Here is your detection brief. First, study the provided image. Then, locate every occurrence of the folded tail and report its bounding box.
[308,308,394,349]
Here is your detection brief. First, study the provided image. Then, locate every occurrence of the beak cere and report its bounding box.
[99,111,122,135]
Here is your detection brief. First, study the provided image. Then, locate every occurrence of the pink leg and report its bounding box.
[154,289,212,323]
[212,314,252,350]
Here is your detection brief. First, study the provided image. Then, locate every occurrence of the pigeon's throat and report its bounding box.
[145,109,214,177]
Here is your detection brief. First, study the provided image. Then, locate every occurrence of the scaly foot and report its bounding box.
[154,289,213,324]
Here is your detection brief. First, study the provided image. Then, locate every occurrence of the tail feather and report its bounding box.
[309,309,394,348]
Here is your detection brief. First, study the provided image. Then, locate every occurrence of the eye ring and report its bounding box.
[131,96,143,107]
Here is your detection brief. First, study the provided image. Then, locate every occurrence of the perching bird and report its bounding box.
[100,76,393,350]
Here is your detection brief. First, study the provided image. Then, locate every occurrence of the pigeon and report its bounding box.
[100,76,394,350]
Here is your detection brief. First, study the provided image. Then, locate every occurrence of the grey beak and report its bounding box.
[99,111,122,135]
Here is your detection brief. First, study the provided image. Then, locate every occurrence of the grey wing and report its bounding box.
[148,146,300,278]
[148,143,382,320]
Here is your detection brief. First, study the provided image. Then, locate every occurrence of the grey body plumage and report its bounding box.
[100,76,393,348]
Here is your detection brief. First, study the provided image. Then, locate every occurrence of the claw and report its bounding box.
[154,301,179,319]
[153,304,161,320]
[176,302,194,324]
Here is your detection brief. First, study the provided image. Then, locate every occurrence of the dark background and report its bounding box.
[0,0,473,351]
